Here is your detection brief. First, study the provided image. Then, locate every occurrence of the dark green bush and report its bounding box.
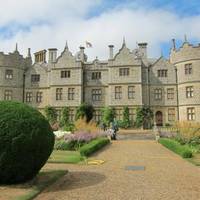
[159,138,192,158]
[122,106,130,129]
[75,103,94,123]
[101,107,115,127]
[79,137,110,157]
[135,107,153,129]
[182,151,193,158]
[0,101,55,184]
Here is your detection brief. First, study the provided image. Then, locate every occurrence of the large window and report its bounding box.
[119,68,129,76]
[185,63,192,75]
[186,86,193,98]
[115,86,122,99]
[56,88,63,100]
[69,109,75,122]
[154,88,162,100]
[56,110,62,121]
[68,88,75,100]
[92,72,101,80]
[168,108,175,121]
[157,69,168,77]
[94,110,102,122]
[167,88,174,100]
[187,107,195,121]
[128,86,135,99]
[115,109,123,120]
[4,90,12,100]
[61,70,70,78]
[31,74,40,83]
[5,69,13,79]
[36,92,43,103]
[92,89,102,101]
[26,92,33,102]
[129,108,136,123]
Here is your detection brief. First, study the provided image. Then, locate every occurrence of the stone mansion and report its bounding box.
[0,39,200,126]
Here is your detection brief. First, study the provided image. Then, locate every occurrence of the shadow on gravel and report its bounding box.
[90,143,112,157]
[44,171,106,192]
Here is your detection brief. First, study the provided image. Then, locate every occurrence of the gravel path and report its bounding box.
[35,140,200,200]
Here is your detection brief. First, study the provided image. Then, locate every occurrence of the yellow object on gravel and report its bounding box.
[87,160,105,165]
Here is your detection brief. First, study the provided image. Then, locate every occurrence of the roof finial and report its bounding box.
[15,43,18,52]
[172,39,176,50]
[184,34,188,43]
[65,40,69,50]
[123,36,126,46]
[27,48,31,58]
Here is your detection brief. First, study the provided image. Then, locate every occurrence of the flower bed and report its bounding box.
[159,138,193,158]
[54,130,112,151]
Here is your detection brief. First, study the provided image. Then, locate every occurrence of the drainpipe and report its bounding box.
[175,66,180,121]
[22,72,25,103]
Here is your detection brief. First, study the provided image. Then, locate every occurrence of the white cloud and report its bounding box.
[1,1,200,60]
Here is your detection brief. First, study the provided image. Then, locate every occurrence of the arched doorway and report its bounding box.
[155,111,163,126]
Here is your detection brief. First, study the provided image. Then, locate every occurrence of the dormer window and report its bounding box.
[61,70,70,78]
[119,68,129,76]
[157,70,167,77]
[5,69,13,79]
[92,72,101,80]
[31,74,40,83]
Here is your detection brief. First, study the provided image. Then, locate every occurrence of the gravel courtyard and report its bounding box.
[35,140,200,200]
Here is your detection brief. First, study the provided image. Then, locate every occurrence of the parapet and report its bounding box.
[170,42,200,64]
[0,51,25,68]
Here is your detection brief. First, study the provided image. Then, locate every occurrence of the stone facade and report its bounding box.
[0,39,200,125]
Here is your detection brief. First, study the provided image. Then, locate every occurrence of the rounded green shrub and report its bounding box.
[182,150,193,158]
[0,101,55,184]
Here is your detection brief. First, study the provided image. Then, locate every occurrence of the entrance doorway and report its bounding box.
[155,111,163,126]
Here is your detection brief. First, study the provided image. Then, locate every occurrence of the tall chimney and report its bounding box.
[138,42,148,58]
[79,46,85,61]
[108,45,114,60]
[27,48,31,58]
[172,39,176,50]
[34,50,47,63]
[48,48,57,63]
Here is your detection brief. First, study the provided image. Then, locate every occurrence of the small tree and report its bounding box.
[101,107,115,127]
[75,103,94,123]
[44,106,57,125]
[135,107,153,129]
[59,107,70,128]
[122,106,130,129]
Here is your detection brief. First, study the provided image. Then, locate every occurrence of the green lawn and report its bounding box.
[48,150,85,164]
[13,170,67,200]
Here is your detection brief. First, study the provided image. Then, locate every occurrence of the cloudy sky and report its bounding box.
[0,0,200,60]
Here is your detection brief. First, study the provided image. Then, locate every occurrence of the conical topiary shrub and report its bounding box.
[0,101,55,184]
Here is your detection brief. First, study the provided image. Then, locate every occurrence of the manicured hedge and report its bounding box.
[0,101,55,184]
[159,138,192,158]
[79,137,110,157]
[54,140,85,151]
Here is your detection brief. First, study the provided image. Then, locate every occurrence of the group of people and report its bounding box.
[100,119,119,140]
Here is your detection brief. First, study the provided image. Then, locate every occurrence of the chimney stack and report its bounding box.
[27,48,31,58]
[172,39,176,50]
[48,48,57,63]
[34,50,47,63]
[108,45,114,60]
[79,46,85,61]
[138,42,148,58]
